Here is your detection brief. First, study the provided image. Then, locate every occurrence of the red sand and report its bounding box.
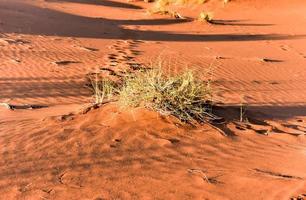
[0,0,306,199]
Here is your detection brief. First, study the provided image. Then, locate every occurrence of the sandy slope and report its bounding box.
[0,0,306,199]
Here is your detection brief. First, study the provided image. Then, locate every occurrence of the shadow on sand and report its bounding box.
[45,0,143,9]
[1,1,305,41]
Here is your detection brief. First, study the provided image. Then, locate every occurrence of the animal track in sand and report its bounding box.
[89,39,144,79]
[58,170,85,188]
[280,43,306,59]
[53,60,81,66]
[251,80,280,85]
[280,44,290,51]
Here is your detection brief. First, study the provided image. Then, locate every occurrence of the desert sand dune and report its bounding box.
[0,0,306,199]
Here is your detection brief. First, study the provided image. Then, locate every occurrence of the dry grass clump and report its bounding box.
[119,68,212,122]
[149,10,185,19]
[90,75,118,104]
[148,0,198,18]
[146,0,231,20]
[198,11,214,22]
[90,66,213,122]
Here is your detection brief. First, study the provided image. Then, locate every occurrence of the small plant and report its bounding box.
[148,10,185,19]
[90,74,118,104]
[198,11,214,23]
[147,0,228,20]
[239,96,248,123]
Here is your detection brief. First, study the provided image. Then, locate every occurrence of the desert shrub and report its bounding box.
[91,67,213,122]
[119,68,212,121]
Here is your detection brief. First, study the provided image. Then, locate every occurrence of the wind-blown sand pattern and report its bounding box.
[0,0,306,199]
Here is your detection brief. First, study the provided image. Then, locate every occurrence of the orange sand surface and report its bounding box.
[0,0,306,199]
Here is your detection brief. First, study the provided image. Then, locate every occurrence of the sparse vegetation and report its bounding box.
[198,11,214,22]
[90,74,118,104]
[119,68,212,122]
[90,65,214,123]
[147,0,229,19]
[148,10,185,19]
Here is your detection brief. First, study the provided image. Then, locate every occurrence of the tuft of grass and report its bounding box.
[148,0,201,19]
[90,74,118,104]
[148,0,227,19]
[198,11,214,22]
[90,66,213,122]
[145,0,232,21]
[119,68,212,122]
[148,10,185,19]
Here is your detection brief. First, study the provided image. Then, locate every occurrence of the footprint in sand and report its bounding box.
[280,44,306,59]
[114,139,121,142]
[260,58,283,63]
[58,171,85,188]
[269,81,280,85]
[167,138,180,144]
[98,39,144,78]
[280,44,289,51]
[53,60,81,66]
[252,80,262,84]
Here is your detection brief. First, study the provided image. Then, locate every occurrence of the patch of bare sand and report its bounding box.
[0,105,306,199]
